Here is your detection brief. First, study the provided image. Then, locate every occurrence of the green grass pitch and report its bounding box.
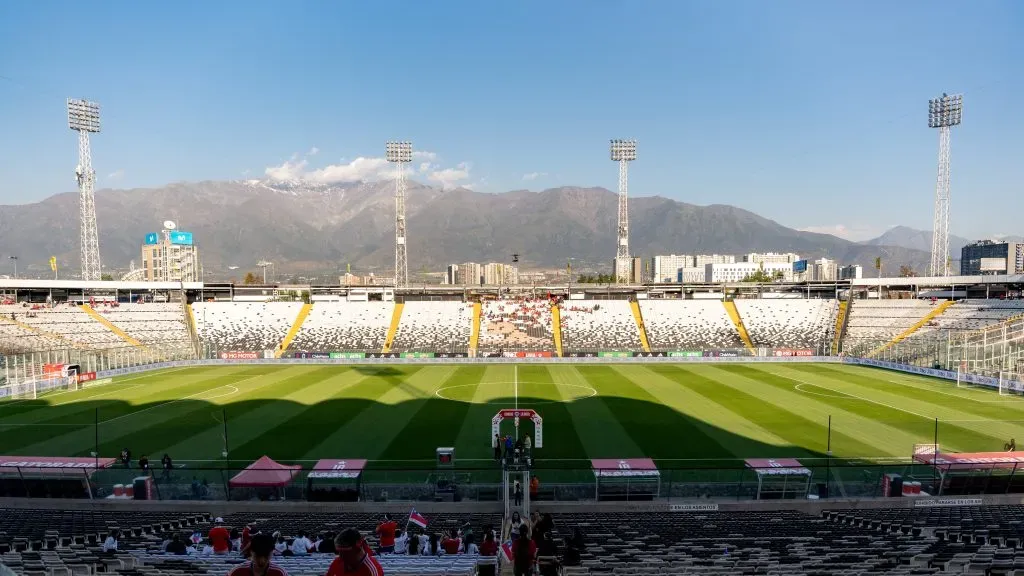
[2,363,1022,473]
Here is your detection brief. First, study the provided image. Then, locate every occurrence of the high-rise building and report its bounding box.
[677,267,705,283]
[961,240,1024,276]
[484,262,518,285]
[705,262,794,283]
[838,264,863,280]
[456,262,483,286]
[808,258,838,281]
[141,226,200,282]
[651,254,694,283]
[694,254,736,267]
[743,252,801,265]
[444,264,459,285]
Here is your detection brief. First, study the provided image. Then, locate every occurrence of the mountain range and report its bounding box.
[0,179,1011,280]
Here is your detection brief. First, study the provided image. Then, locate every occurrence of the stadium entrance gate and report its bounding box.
[492,409,541,519]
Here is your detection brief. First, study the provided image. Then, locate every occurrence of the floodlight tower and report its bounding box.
[927,93,963,277]
[68,99,103,281]
[386,141,412,288]
[610,139,637,283]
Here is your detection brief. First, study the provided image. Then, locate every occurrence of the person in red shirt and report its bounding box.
[440,531,460,555]
[478,531,498,556]
[209,520,231,555]
[229,534,288,576]
[326,529,383,576]
[511,529,536,576]
[240,526,252,558]
[375,514,397,554]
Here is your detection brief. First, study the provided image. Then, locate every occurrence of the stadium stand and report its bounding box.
[93,303,192,348]
[390,301,472,354]
[477,298,555,354]
[192,302,303,353]
[913,299,1024,337]
[638,300,743,351]
[559,300,643,353]
[287,302,394,353]
[0,316,71,354]
[841,299,939,354]
[0,304,123,349]
[735,299,836,350]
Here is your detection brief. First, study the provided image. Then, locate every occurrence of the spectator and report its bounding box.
[102,530,119,553]
[536,531,560,576]
[139,454,149,472]
[423,533,439,556]
[208,519,231,555]
[494,434,502,462]
[166,533,188,555]
[120,448,131,468]
[504,435,514,460]
[510,512,524,538]
[230,528,241,552]
[511,529,536,576]
[392,529,407,555]
[530,476,539,501]
[441,531,460,555]
[228,533,288,576]
[479,531,498,556]
[563,528,585,567]
[513,480,523,506]
[462,534,478,555]
[326,528,383,576]
[376,514,397,554]
[273,533,287,556]
[524,434,532,457]
[407,533,420,556]
[318,532,336,554]
[290,530,313,556]
[241,525,252,558]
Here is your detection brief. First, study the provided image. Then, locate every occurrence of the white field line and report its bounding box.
[0,367,192,410]
[97,375,256,425]
[880,373,1024,405]
[786,373,935,420]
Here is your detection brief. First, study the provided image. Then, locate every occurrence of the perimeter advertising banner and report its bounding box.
[633,352,668,357]
[599,352,631,358]
[219,351,259,360]
[772,349,815,357]
[330,352,366,359]
[501,351,553,358]
[668,351,702,357]
[566,352,598,358]
[401,352,435,358]
[436,352,469,358]
[294,352,331,359]
[366,352,401,358]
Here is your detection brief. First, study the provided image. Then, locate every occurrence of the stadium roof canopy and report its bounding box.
[0,279,204,291]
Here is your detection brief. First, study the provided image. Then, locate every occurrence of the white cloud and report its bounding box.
[799,224,887,242]
[427,162,471,189]
[265,148,471,188]
[307,146,320,156]
[522,172,547,181]
[106,169,125,180]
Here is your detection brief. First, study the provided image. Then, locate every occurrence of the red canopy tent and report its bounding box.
[229,456,301,488]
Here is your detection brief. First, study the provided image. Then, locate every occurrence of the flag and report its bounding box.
[346,263,351,274]
[408,509,428,528]
[566,260,571,275]
[49,256,57,272]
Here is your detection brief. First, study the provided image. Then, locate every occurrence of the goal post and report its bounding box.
[999,371,1024,396]
[956,361,968,388]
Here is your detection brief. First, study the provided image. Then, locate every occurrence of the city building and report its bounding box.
[694,254,737,267]
[961,240,1024,276]
[677,267,705,283]
[483,262,518,285]
[808,258,838,281]
[705,262,794,283]
[743,252,801,265]
[141,225,200,282]
[651,254,694,283]
[444,264,459,285]
[456,262,482,286]
[838,264,863,280]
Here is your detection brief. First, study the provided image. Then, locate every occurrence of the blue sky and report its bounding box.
[0,0,1020,241]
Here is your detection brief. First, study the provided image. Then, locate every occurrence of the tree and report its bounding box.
[899,265,917,278]
[740,269,777,283]
[243,272,259,285]
[100,273,113,281]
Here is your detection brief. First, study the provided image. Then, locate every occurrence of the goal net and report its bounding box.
[999,371,1024,396]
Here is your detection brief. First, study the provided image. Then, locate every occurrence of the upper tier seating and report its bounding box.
[842,299,938,353]
[0,317,69,354]
[477,298,555,354]
[559,300,642,352]
[193,302,302,352]
[639,300,743,350]
[93,303,192,348]
[0,304,122,349]
[391,301,472,354]
[287,302,393,353]
[913,299,1024,338]
[736,299,835,350]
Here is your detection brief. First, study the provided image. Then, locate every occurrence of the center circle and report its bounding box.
[434,380,598,404]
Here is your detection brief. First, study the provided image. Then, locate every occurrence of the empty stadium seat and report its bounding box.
[639,300,743,351]
[736,299,835,350]
[93,303,192,350]
[559,300,642,353]
[287,302,394,353]
[390,301,472,354]
[193,302,303,353]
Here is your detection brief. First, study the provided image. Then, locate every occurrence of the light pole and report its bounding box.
[257,260,272,284]
[8,256,17,279]
[610,139,637,283]
[67,98,103,281]
[928,93,963,277]
[386,141,412,288]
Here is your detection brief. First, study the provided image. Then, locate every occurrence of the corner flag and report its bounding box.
[49,256,57,272]
[408,509,428,529]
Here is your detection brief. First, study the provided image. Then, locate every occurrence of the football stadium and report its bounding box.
[4,4,1024,576]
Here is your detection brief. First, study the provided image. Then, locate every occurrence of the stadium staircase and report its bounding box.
[80,304,144,347]
[469,302,481,357]
[382,302,404,353]
[831,298,851,355]
[722,300,755,351]
[629,300,651,353]
[869,299,955,357]
[184,302,201,358]
[276,303,312,358]
[551,303,563,357]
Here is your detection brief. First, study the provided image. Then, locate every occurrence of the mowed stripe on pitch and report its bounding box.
[553,366,644,459]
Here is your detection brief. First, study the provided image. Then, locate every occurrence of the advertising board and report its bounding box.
[294,352,331,359]
[501,351,552,358]
[401,352,435,358]
[980,257,1006,272]
[219,351,259,360]
[169,231,194,245]
[668,351,702,357]
[330,352,366,359]
[599,352,631,358]
[566,352,598,358]
[632,352,668,357]
[435,352,468,358]
[793,260,808,273]
[144,233,159,245]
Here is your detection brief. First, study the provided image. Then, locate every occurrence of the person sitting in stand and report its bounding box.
[228,533,289,576]
[393,529,407,555]
[1007,438,1017,452]
[326,529,384,576]
[441,530,460,555]
[102,530,119,553]
[290,530,313,556]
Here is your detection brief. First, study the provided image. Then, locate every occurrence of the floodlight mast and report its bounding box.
[610,139,637,283]
[927,93,962,277]
[386,141,413,288]
[68,99,103,281]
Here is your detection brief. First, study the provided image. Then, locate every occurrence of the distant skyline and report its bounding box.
[0,0,1021,241]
